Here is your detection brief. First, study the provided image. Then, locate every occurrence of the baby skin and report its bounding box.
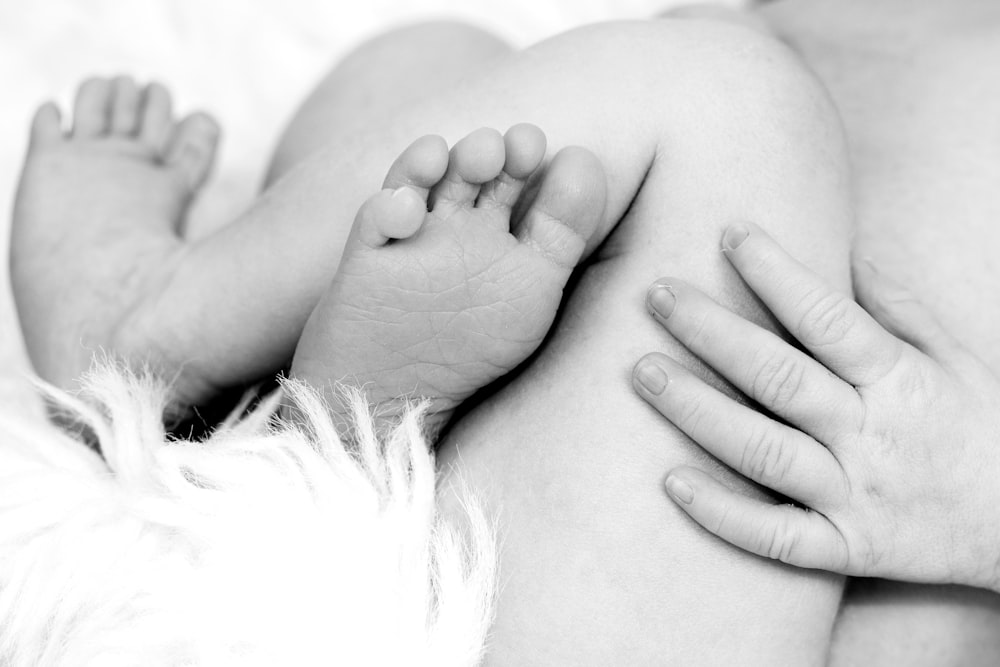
[634,223,1000,593]
[11,77,220,401]
[11,78,606,435]
[291,125,605,436]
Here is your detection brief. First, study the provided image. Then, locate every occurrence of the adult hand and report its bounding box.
[632,221,1000,592]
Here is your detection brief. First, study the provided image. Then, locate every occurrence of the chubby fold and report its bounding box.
[0,362,497,666]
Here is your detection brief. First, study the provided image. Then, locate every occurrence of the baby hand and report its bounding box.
[632,222,1000,592]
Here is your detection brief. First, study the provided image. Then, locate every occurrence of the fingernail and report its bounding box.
[646,284,676,319]
[392,186,417,199]
[665,475,694,505]
[634,360,668,395]
[722,224,750,251]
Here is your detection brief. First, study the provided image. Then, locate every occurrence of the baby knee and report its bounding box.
[561,19,841,144]
[672,20,843,148]
[362,20,511,60]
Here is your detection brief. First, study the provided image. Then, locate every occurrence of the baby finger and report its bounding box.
[664,466,851,572]
[721,222,903,387]
[646,279,861,442]
[633,353,845,507]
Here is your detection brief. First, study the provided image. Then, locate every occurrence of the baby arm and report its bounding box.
[632,221,1000,592]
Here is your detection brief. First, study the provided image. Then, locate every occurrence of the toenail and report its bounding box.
[665,475,694,505]
[634,360,668,395]
[646,284,676,320]
[722,224,750,251]
[391,186,422,203]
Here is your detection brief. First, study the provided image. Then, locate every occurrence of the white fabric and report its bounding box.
[0,363,496,665]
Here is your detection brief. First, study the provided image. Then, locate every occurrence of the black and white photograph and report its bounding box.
[1,0,998,664]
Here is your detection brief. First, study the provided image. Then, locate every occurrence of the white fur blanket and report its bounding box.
[0,364,496,665]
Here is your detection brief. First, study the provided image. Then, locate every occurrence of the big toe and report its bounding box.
[515,146,606,269]
[164,112,221,190]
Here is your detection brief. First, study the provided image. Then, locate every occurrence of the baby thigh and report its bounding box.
[436,21,853,666]
[265,21,513,184]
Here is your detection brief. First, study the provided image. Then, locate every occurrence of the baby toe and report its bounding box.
[514,146,606,269]
[500,123,547,180]
[382,134,449,202]
[109,76,142,137]
[72,77,112,138]
[138,82,174,153]
[429,127,505,210]
[164,112,221,190]
[30,102,63,147]
[352,187,428,248]
[476,123,547,216]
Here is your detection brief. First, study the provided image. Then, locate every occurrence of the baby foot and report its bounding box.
[11,76,220,399]
[290,124,606,437]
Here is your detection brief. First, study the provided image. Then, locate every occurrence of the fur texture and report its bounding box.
[0,364,497,666]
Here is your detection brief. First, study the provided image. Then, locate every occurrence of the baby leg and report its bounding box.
[169,19,840,404]
[267,21,513,183]
[211,18,852,663]
[257,18,852,664]
[427,21,853,662]
[759,1,1000,663]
